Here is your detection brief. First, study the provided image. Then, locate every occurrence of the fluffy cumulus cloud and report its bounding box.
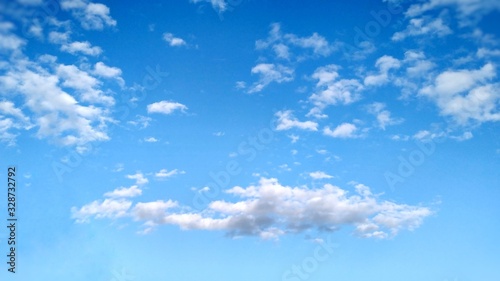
[72,177,432,240]
[323,123,358,138]
[420,63,500,124]
[364,55,401,86]
[0,57,114,147]
[275,110,318,131]
[308,65,363,118]
[147,101,188,115]
[61,0,117,30]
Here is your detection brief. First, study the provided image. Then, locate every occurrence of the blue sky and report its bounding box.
[0,0,499,280]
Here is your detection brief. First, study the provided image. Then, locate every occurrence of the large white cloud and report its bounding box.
[72,177,432,240]
[420,63,500,124]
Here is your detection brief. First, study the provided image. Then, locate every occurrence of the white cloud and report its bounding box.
[189,0,228,14]
[256,23,337,59]
[275,110,318,131]
[163,33,187,47]
[71,198,132,223]
[104,185,142,198]
[126,172,149,185]
[60,41,102,56]
[56,64,114,105]
[155,169,185,179]
[364,55,401,86]
[72,177,432,239]
[133,200,178,221]
[147,101,188,115]
[405,0,500,26]
[308,65,363,118]
[93,62,121,78]
[392,17,452,41]
[0,21,26,51]
[128,115,152,129]
[367,102,403,129]
[61,0,117,30]
[284,32,336,56]
[144,137,158,143]
[288,134,300,143]
[0,59,113,147]
[248,63,294,93]
[309,171,334,179]
[323,123,358,138]
[420,63,500,124]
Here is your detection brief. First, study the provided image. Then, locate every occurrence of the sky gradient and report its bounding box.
[0,0,499,280]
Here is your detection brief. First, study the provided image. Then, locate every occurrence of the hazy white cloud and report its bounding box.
[61,0,117,30]
[275,110,318,131]
[147,101,188,115]
[248,63,294,93]
[126,172,149,185]
[163,33,187,47]
[367,102,403,129]
[0,21,26,51]
[155,169,185,179]
[71,198,132,223]
[144,137,158,143]
[405,0,500,26]
[392,17,452,41]
[60,41,102,56]
[309,171,334,179]
[104,185,142,198]
[256,23,338,59]
[189,0,228,13]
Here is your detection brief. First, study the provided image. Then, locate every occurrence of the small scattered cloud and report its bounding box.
[275,110,318,131]
[147,101,188,115]
[309,171,334,179]
[144,137,158,143]
[155,169,185,179]
[163,33,187,47]
[104,185,142,198]
[323,123,358,138]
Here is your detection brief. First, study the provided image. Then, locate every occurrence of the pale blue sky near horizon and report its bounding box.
[0,0,499,280]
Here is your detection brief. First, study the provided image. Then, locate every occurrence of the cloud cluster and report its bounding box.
[72,177,432,239]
